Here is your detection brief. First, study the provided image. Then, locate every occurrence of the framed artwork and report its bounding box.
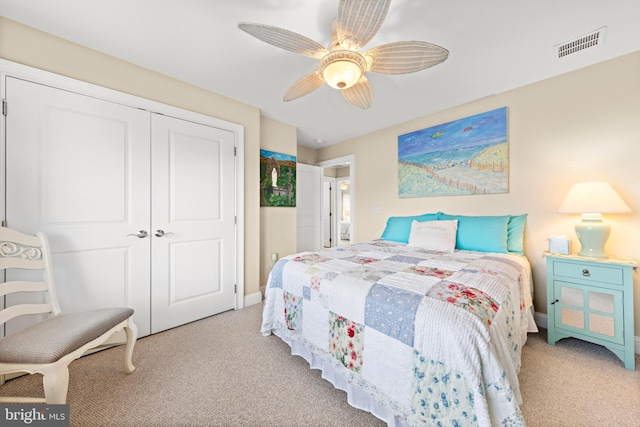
[397,107,508,198]
[260,149,296,207]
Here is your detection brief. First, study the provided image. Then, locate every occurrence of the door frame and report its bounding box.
[321,177,336,247]
[317,155,355,244]
[0,59,246,310]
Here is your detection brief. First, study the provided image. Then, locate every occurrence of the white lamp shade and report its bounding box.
[557,181,631,214]
[558,181,631,258]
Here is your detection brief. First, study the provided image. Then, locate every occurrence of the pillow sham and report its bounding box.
[438,213,510,253]
[408,220,458,252]
[381,213,439,243]
[507,214,527,255]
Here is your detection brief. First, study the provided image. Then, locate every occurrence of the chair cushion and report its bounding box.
[0,307,134,364]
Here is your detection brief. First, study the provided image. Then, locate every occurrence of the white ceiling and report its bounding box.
[1,0,639,148]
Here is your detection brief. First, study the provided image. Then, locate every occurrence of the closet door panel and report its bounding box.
[150,114,236,333]
[4,77,152,336]
[45,108,127,223]
[170,239,221,300]
[53,249,131,308]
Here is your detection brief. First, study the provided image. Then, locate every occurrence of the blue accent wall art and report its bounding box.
[398,107,508,198]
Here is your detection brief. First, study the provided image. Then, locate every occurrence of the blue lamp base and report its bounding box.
[575,216,610,258]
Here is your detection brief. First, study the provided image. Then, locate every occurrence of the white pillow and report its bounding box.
[408,220,458,252]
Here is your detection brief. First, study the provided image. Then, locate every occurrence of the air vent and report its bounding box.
[555,27,606,59]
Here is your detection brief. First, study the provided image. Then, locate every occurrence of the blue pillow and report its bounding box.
[507,214,527,255]
[381,213,439,243]
[438,214,510,253]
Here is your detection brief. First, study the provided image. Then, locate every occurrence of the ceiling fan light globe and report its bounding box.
[323,60,362,89]
[319,50,367,90]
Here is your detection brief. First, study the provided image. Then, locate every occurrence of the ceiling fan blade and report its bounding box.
[284,71,325,101]
[239,22,328,59]
[341,75,373,109]
[365,41,449,74]
[337,0,391,50]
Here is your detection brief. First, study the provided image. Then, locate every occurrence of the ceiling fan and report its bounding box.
[239,0,449,109]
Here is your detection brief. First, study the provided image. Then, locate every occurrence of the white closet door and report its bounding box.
[150,114,236,333]
[4,77,152,335]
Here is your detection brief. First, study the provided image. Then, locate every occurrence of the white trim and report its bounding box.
[0,58,245,313]
[316,155,354,168]
[0,60,242,131]
[322,176,338,247]
[244,292,263,307]
[235,125,245,310]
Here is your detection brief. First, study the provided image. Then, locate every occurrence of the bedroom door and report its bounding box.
[150,114,236,333]
[296,163,321,252]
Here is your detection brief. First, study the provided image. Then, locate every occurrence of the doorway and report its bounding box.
[337,178,351,246]
[317,155,355,248]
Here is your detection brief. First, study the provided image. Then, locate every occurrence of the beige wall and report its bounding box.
[296,145,318,165]
[259,117,298,286]
[317,51,640,333]
[0,17,263,298]
[336,167,350,178]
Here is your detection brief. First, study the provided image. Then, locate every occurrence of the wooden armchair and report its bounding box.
[0,227,136,404]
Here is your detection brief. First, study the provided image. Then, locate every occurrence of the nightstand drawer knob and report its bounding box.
[582,269,590,277]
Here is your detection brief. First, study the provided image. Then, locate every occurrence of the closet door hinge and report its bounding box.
[234,284,237,294]
[2,99,7,116]
[234,146,237,156]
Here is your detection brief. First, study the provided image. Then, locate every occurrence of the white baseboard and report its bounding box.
[534,311,640,355]
[244,291,263,307]
[534,311,548,329]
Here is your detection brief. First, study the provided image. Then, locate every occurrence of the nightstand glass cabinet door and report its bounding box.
[552,280,624,344]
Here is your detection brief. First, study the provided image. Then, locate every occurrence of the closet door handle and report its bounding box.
[127,230,148,238]
[155,229,175,237]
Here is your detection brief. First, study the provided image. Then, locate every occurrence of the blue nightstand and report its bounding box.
[545,253,637,370]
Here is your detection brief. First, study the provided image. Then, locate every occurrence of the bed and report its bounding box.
[261,213,536,426]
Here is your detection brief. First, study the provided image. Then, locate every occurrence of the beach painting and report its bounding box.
[260,149,297,207]
[398,107,508,198]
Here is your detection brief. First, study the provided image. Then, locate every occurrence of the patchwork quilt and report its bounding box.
[261,240,534,426]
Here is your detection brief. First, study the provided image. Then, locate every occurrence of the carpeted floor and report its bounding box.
[1,303,639,426]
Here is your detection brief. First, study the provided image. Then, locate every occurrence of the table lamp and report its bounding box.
[557,181,631,258]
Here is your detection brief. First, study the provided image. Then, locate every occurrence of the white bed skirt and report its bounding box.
[271,315,537,426]
[273,329,410,427]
